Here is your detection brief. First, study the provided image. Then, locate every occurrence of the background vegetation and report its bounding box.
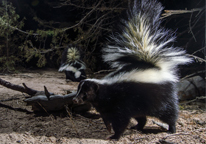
[0,0,205,75]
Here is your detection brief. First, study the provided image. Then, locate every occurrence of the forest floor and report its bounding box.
[0,69,205,144]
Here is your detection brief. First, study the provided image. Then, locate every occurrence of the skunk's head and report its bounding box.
[73,80,99,104]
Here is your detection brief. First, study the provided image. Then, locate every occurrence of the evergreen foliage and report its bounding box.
[0,1,24,72]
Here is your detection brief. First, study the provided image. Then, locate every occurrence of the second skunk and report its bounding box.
[59,45,86,82]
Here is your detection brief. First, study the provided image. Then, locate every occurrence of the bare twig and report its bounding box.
[189,12,196,42]
[62,0,102,32]
[181,70,206,80]
[161,8,204,19]
[73,12,109,44]
[179,96,206,105]
[93,69,115,74]
[187,54,206,63]
[64,105,80,137]
[44,86,51,100]
[36,102,55,120]
[192,46,206,55]
[0,18,39,36]
[163,133,191,139]
[52,1,126,11]
[39,46,67,54]
[193,128,206,132]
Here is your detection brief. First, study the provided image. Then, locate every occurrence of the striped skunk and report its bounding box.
[58,45,86,82]
[73,0,192,140]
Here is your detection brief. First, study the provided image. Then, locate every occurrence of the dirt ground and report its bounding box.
[0,69,205,144]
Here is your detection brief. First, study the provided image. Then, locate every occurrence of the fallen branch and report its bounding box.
[0,78,38,96]
[0,78,93,114]
[24,92,76,111]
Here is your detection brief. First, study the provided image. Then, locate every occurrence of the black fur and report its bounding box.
[64,63,86,82]
[73,80,178,140]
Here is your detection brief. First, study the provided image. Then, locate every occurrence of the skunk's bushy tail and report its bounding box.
[102,0,192,76]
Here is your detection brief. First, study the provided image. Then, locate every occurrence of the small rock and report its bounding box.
[193,117,205,126]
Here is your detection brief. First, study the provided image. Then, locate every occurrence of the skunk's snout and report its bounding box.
[73,96,84,104]
[72,97,79,104]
